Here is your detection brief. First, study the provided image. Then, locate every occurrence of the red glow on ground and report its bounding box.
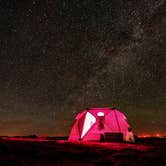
[1,137,53,142]
[1,137,153,151]
[56,140,152,151]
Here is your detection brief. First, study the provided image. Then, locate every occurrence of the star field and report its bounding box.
[0,0,165,136]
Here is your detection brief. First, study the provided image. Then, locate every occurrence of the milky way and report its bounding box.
[0,0,165,136]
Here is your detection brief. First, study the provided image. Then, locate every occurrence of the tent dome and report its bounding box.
[68,108,135,142]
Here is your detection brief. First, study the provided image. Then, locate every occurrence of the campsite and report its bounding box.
[0,0,165,165]
[0,107,165,166]
[68,108,135,142]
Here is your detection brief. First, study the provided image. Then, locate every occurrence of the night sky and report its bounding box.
[0,0,165,136]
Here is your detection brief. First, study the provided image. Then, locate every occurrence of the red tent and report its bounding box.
[68,108,135,142]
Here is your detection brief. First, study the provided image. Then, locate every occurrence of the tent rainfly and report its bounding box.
[68,108,135,142]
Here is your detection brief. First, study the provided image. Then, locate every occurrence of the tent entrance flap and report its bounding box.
[81,112,96,139]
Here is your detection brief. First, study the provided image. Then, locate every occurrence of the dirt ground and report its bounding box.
[0,137,165,166]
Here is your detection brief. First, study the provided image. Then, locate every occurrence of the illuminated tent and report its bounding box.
[68,108,135,142]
